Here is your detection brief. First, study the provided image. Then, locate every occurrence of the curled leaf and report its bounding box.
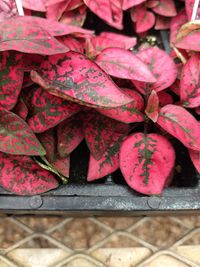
[120,133,175,195]
[95,47,156,82]
[31,51,132,108]
[145,90,159,122]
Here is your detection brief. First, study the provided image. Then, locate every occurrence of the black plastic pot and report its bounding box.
[1,30,200,215]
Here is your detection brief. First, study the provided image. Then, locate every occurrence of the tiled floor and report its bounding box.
[0,215,200,266]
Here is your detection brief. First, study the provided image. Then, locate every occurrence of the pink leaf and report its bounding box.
[170,10,187,45]
[57,36,84,53]
[188,148,200,174]
[83,0,123,29]
[180,54,200,108]
[22,0,46,11]
[0,17,68,55]
[185,0,200,20]
[95,47,156,82]
[46,1,69,20]
[83,111,130,160]
[31,51,132,109]
[158,91,173,107]
[0,51,24,110]
[52,157,70,177]
[86,33,137,57]
[87,138,121,181]
[146,0,159,8]
[132,46,177,94]
[0,108,46,156]
[155,15,171,30]
[145,90,159,122]
[0,0,18,22]
[151,0,177,17]
[175,30,200,52]
[157,104,200,151]
[120,133,175,195]
[131,4,155,33]
[57,115,84,158]
[122,0,146,10]
[96,88,144,123]
[59,5,86,27]
[0,152,58,195]
[27,87,80,133]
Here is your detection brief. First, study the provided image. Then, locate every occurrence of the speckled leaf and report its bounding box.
[155,15,171,30]
[57,115,84,158]
[22,0,46,11]
[0,108,45,155]
[188,149,200,174]
[37,128,56,163]
[46,1,69,20]
[31,51,132,108]
[122,0,146,10]
[176,21,200,41]
[145,90,159,122]
[52,157,70,177]
[57,36,84,53]
[86,34,137,57]
[180,54,200,108]
[151,0,177,17]
[12,98,28,120]
[170,10,187,44]
[95,48,156,82]
[157,104,200,151]
[83,111,130,160]
[87,138,122,181]
[0,0,17,22]
[13,16,93,37]
[27,87,80,133]
[0,17,68,54]
[132,46,177,94]
[131,4,155,33]
[158,91,173,107]
[100,32,137,49]
[0,51,24,110]
[96,88,144,123]
[83,0,123,29]
[0,152,58,195]
[169,79,180,96]
[120,133,175,195]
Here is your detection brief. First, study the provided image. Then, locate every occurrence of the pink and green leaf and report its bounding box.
[57,115,84,158]
[0,51,24,110]
[145,90,159,122]
[157,104,200,151]
[0,108,46,155]
[120,132,175,195]
[27,87,80,133]
[0,0,18,22]
[31,51,132,108]
[180,54,200,108]
[0,17,68,55]
[122,0,146,10]
[96,88,144,123]
[83,111,130,160]
[0,152,58,195]
[132,46,177,94]
[95,47,156,82]
[12,97,28,120]
[151,0,177,17]
[170,10,187,45]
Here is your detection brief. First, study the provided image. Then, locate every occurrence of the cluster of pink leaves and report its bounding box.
[0,0,199,196]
